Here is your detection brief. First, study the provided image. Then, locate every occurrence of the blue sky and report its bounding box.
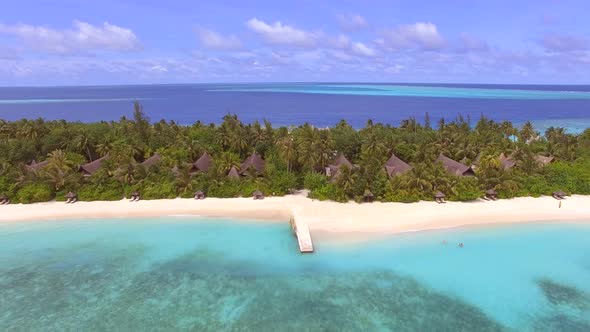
[1,0,589,86]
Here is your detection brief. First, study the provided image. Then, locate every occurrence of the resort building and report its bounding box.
[383,153,412,178]
[326,154,353,177]
[239,152,265,176]
[499,153,516,170]
[79,155,109,176]
[25,160,49,172]
[227,166,240,179]
[141,153,161,168]
[535,155,554,167]
[437,153,475,176]
[190,152,212,173]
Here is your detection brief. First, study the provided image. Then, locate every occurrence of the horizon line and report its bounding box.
[1,81,590,89]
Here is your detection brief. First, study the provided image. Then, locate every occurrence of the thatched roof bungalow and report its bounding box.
[79,155,109,176]
[240,152,265,175]
[384,153,412,178]
[25,160,49,172]
[141,153,161,168]
[437,154,475,176]
[535,155,554,166]
[326,154,353,177]
[227,166,240,179]
[498,153,516,170]
[191,152,212,173]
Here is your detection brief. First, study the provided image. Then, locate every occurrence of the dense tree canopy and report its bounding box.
[1,103,589,203]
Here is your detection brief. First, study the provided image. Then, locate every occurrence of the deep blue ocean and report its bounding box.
[1,83,590,132]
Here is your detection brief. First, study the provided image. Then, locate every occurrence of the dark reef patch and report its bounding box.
[1,245,508,331]
[537,278,589,310]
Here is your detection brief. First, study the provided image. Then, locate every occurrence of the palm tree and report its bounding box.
[43,150,75,191]
[277,135,296,172]
[520,121,537,143]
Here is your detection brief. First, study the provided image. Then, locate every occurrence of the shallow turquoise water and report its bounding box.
[1,218,589,331]
[212,84,590,100]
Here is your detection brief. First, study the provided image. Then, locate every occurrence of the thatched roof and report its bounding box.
[363,189,374,197]
[195,190,205,196]
[553,190,566,197]
[384,153,412,177]
[252,190,264,197]
[227,166,240,179]
[437,154,475,176]
[535,155,554,166]
[0,194,7,200]
[65,191,77,199]
[498,153,516,170]
[193,152,212,172]
[141,153,161,168]
[25,160,49,172]
[327,154,353,177]
[330,154,352,169]
[485,189,497,195]
[79,154,108,175]
[434,191,446,198]
[240,152,265,175]
[131,191,140,196]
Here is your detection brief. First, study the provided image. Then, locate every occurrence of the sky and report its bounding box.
[0,0,589,86]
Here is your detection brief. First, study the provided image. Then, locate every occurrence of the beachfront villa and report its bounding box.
[383,153,412,178]
[326,153,354,179]
[25,159,49,172]
[140,153,161,169]
[499,153,517,170]
[79,154,109,176]
[227,166,240,179]
[437,153,476,176]
[535,154,554,166]
[190,152,212,173]
[239,152,265,176]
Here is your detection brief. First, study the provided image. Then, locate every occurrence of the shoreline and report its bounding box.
[1,194,589,236]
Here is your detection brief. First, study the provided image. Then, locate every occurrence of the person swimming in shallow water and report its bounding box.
[458,243,464,248]
[441,240,447,245]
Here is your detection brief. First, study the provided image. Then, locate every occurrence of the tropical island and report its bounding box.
[1,102,589,206]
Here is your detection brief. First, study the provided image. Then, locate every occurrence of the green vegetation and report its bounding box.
[1,102,589,203]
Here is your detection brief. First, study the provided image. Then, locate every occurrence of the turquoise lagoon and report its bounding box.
[1,218,590,331]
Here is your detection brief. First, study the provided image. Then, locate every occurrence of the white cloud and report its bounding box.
[351,42,376,57]
[246,18,317,47]
[458,33,489,52]
[337,14,369,31]
[197,28,242,51]
[540,33,589,52]
[0,20,140,55]
[379,22,445,50]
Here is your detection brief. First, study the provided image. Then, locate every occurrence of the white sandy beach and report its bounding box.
[1,193,589,234]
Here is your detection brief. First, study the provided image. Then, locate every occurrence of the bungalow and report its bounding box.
[437,154,475,176]
[240,152,265,175]
[79,155,109,176]
[383,153,412,178]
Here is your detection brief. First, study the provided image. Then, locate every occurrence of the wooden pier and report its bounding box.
[290,216,314,253]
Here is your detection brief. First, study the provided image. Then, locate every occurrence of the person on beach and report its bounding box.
[559,201,562,208]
